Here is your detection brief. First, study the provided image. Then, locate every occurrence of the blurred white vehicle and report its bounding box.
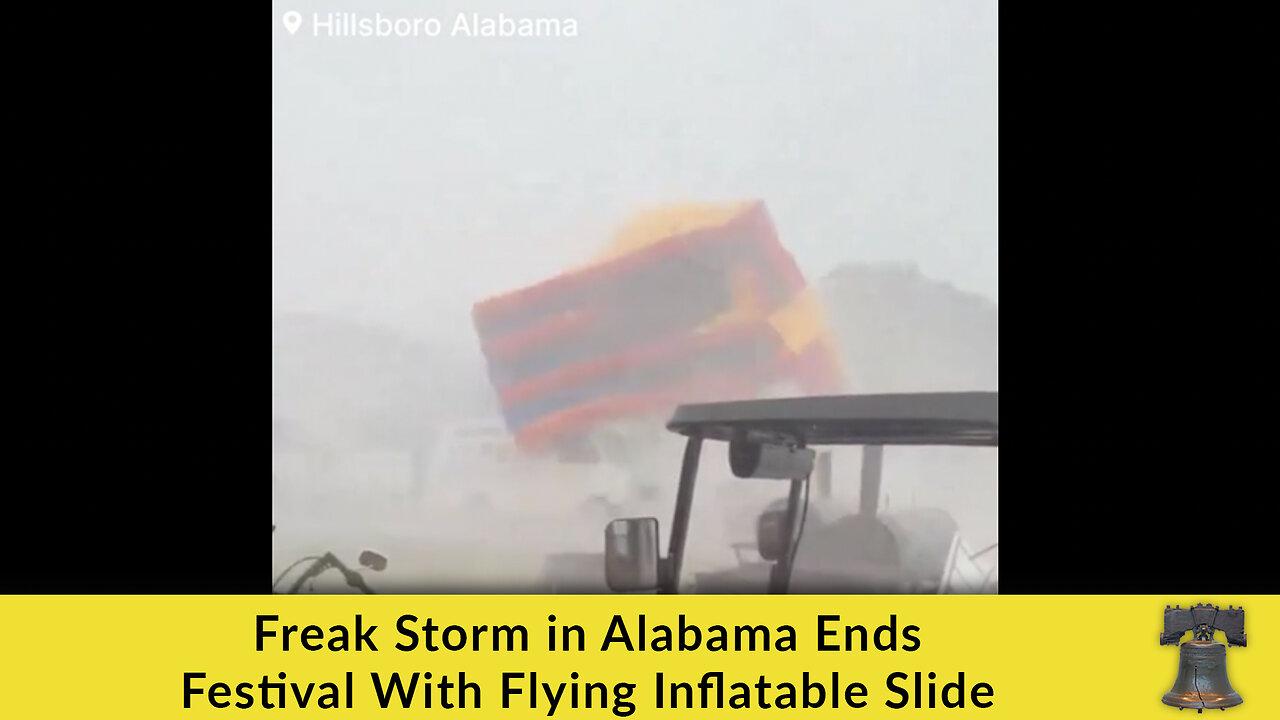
[415,419,640,522]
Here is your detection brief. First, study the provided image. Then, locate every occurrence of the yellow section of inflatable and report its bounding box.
[694,265,769,335]
[768,287,832,354]
[592,200,756,265]
[580,201,842,362]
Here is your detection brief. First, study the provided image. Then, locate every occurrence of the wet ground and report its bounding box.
[270,495,748,594]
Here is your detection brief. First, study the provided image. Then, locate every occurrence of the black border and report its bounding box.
[994,9,1273,593]
[5,6,1273,595]
[5,7,262,593]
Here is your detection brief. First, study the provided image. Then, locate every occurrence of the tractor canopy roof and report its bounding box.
[666,391,998,447]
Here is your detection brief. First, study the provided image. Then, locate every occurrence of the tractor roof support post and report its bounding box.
[860,444,883,518]
[661,435,702,594]
[768,474,808,594]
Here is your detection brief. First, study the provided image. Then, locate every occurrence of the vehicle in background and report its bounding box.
[413,419,641,522]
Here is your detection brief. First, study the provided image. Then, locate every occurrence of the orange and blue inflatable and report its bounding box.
[472,200,846,451]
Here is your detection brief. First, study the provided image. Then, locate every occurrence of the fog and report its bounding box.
[272,0,998,593]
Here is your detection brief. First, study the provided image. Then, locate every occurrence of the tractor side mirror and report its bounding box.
[604,517,661,592]
[358,550,388,572]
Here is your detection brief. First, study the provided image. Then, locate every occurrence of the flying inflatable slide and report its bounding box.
[471,200,847,452]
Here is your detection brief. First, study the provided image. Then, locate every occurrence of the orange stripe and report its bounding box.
[497,321,769,406]
[513,366,775,452]
[510,335,843,451]
[483,309,596,359]
[789,338,847,394]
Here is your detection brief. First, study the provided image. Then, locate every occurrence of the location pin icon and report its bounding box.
[283,11,302,35]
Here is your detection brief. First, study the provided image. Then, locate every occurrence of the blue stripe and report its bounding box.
[475,232,750,337]
[480,275,736,384]
[476,235,790,381]
[502,332,778,432]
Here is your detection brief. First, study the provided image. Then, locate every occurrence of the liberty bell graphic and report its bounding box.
[1160,603,1245,712]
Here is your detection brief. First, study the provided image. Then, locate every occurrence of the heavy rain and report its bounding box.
[272,0,998,594]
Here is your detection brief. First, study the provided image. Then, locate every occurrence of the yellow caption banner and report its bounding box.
[1,595,1276,717]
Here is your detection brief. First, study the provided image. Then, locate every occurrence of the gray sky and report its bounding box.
[273,0,998,342]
